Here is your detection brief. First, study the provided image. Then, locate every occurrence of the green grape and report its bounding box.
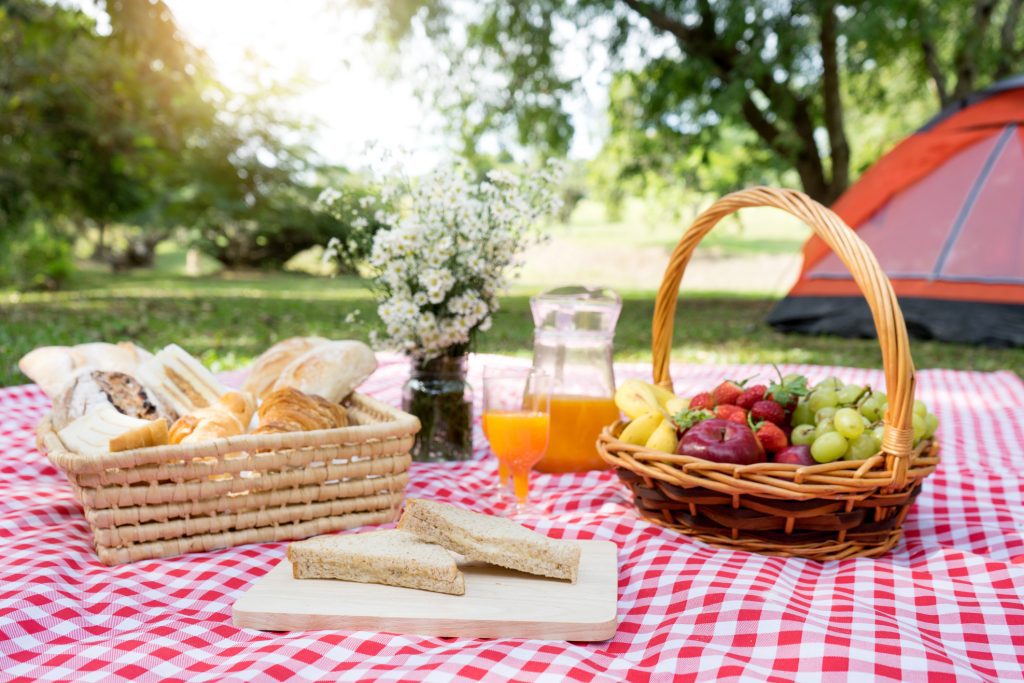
[791,424,816,446]
[807,388,839,413]
[845,433,880,460]
[815,418,835,439]
[924,412,939,438]
[815,406,837,423]
[861,415,872,427]
[872,425,886,444]
[914,400,928,418]
[811,431,848,463]
[837,384,865,405]
[833,407,865,439]
[818,377,843,391]
[873,391,888,404]
[912,415,926,441]
[859,396,882,422]
[791,401,813,426]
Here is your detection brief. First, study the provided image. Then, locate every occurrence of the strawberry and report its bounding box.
[751,400,787,426]
[755,421,788,454]
[690,392,715,410]
[715,404,748,424]
[736,384,767,410]
[712,380,744,406]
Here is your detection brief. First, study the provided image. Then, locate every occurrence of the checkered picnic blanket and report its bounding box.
[1,354,1023,682]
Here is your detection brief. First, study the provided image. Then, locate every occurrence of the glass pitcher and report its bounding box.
[530,286,622,472]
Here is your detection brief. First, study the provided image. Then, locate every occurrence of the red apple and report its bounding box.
[676,418,765,465]
[774,445,815,466]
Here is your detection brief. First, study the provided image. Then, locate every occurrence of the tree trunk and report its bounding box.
[93,222,107,261]
[820,1,850,202]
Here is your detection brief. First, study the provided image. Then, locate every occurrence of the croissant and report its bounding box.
[168,391,257,445]
[254,387,348,435]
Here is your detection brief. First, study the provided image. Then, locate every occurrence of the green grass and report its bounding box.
[559,199,811,254]
[2,266,1021,388]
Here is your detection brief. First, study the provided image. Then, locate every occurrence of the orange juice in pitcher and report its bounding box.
[530,287,622,473]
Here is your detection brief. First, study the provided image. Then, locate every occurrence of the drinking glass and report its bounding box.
[481,367,551,515]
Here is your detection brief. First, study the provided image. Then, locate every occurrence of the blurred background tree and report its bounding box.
[0,0,379,288]
[365,0,1023,209]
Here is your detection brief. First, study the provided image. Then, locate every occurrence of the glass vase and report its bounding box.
[402,347,474,462]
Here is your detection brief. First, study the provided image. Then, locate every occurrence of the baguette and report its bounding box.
[243,336,328,399]
[398,499,581,583]
[288,530,465,595]
[273,340,377,403]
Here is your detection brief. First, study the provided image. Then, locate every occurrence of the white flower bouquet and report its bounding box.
[320,156,564,461]
[322,157,564,360]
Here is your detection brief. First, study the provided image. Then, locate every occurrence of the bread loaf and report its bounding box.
[243,336,328,400]
[273,340,377,403]
[19,341,152,398]
[51,369,177,431]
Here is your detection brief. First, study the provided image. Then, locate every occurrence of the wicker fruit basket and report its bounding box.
[38,392,419,565]
[597,187,940,561]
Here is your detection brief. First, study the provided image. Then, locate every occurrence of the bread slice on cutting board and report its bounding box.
[398,499,581,583]
[288,530,465,596]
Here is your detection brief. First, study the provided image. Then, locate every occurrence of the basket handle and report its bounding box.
[651,187,917,488]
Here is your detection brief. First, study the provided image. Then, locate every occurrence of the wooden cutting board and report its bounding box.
[233,540,619,641]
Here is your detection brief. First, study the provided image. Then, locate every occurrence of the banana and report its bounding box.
[615,379,666,419]
[619,411,664,446]
[645,419,679,453]
[664,396,690,416]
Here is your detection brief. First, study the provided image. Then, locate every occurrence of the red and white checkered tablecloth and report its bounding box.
[2,353,1023,682]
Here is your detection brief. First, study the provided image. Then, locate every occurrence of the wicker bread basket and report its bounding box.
[38,392,419,565]
[597,187,940,561]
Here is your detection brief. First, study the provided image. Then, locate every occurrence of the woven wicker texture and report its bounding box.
[598,187,940,560]
[39,392,419,565]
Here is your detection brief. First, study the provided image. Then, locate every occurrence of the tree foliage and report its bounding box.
[0,0,360,287]
[365,1,1024,204]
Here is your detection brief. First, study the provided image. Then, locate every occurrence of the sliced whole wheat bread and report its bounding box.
[287,529,465,595]
[398,499,581,583]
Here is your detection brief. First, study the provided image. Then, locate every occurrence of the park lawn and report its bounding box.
[2,267,1022,388]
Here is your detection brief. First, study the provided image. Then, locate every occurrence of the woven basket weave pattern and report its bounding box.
[597,187,940,561]
[39,392,419,565]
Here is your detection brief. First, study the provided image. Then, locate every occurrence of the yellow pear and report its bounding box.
[619,411,663,446]
[614,379,665,419]
[645,419,679,453]
[664,396,690,416]
[648,382,677,407]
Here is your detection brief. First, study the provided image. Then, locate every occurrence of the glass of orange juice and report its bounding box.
[481,367,551,514]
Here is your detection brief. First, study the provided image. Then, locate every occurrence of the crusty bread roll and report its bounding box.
[243,336,328,400]
[19,341,152,398]
[273,340,377,403]
[168,391,256,445]
[138,344,227,416]
[51,369,177,431]
[253,387,348,435]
